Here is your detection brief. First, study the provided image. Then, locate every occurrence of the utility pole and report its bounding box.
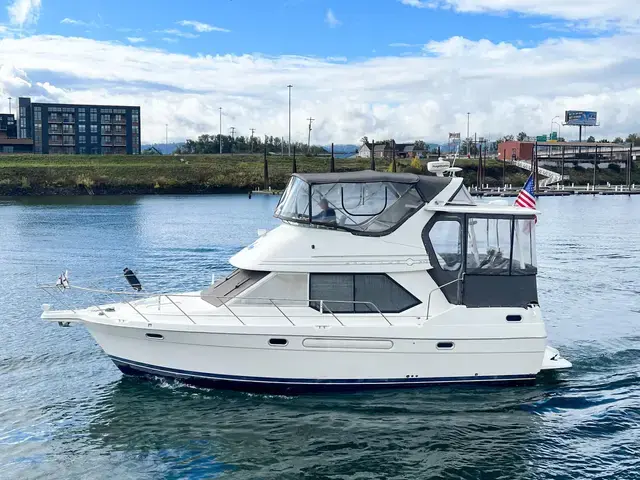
[287,85,293,156]
[230,127,236,156]
[250,128,255,153]
[219,107,222,154]
[307,117,314,154]
[165,124,168,148]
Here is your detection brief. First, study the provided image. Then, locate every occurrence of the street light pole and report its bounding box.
[287,85,293,156]
[551,115,560,139]
[466,112,471,157]
[219,107,223,154]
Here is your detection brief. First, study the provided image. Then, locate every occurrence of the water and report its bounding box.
[1,194,639,479]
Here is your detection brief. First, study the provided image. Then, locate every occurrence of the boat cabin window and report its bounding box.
[466,216,537,275]
[429,219,462,271]
[275,176,424,235]
[309,273,420,313]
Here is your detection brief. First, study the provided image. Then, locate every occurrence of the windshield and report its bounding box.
[275,177,425,234]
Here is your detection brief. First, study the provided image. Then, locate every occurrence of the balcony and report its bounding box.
[101,131,113,136]
[62,117,75,124]
[101,140,113,146]
[49,139,62,146]
[62,129,75,135]
[113,118,126,125]
[48,116,62,123]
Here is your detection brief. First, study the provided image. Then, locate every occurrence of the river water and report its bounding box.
[0,194,639,479]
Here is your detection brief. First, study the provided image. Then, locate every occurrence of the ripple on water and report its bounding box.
[1,195,640,479]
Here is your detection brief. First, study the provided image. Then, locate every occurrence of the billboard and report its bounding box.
[565,110,597,126]
[449,132,461,140]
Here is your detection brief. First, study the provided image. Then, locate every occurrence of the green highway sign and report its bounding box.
[536,135,547,141]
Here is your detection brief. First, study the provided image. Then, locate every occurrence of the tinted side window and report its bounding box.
[309,274,419,313]
[309,274,354,313]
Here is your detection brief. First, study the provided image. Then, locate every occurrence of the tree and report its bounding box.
[598,138,609,143]
[626,133,640,146]
[587,136,596,143]
[517,132,527,141]
[502,134,515,142]
[558,137,566,142]
[613,137,624,144]
[413,140,426,150]
[360,136,369,145]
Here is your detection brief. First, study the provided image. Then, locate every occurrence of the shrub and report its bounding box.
[608,163,621,173]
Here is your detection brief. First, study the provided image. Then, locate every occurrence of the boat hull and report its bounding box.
[110,355,536,393]
[86,321,546,394]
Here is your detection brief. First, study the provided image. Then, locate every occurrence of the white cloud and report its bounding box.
[161,37,179,43]
[402,0,640,28]
[325,9,341,28]
[389,42,422,47]
[60,18,98,28]
[155,28,199,39]
[7,0,41,26]
[127,37,145,43]
[2,33,640,144]
[178,20,230,33]
[399,0,437,9]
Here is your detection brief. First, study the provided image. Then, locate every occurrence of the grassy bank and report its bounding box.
[0,154,637,195]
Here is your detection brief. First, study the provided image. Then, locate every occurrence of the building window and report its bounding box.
[79,124,86,133]
[91,147,98,154]
[20,128,27,138]
[79,136,86,144]
[101,125,111,134]
[114,125,124,134]
[78,112,86,122]
[90,110,97,122]
[63,124,74,134]
[63,136,74,145]
[79,147,86,154]
[91,136,97,144]
[132,111,139,123]
[101,114,111,124]
[90,125,98,133]
[114,114,124,123]
[34,111,42,121]
[309,274,420,313]
[19,117,26,128]
[132,125,139,134]
[20,107,26,117]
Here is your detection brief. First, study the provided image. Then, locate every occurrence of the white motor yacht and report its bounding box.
[41,170,571,393]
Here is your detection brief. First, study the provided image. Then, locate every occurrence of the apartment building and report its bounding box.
[17,97,141,155]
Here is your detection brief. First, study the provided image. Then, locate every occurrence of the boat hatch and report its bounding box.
[423,212,538,308]
[274,170,451,236]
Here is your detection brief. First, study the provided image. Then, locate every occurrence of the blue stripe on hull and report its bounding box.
[109,355,536,394]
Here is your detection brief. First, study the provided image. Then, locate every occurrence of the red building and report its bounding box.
[498,141,534,162]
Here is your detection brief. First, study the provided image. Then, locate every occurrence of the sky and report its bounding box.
[1,0,640,145]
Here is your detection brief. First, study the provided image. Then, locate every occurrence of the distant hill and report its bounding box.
[141,143,184,155]
[323,144,359,154]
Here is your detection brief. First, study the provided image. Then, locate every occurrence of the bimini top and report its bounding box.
[293,171,452,203]
[275,170,453,236]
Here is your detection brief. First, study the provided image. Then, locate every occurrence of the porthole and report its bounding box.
[506,315,522,322]
[145,333,164,340]
[268,338,288,347]
[436,341,454,350]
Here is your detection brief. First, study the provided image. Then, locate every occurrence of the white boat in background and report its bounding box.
[41,170,571,394]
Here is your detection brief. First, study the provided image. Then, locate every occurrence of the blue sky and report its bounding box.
[1,0,639,144]
[13,0,607,57]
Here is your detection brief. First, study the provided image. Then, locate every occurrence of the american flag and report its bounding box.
[514,174,537,226]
